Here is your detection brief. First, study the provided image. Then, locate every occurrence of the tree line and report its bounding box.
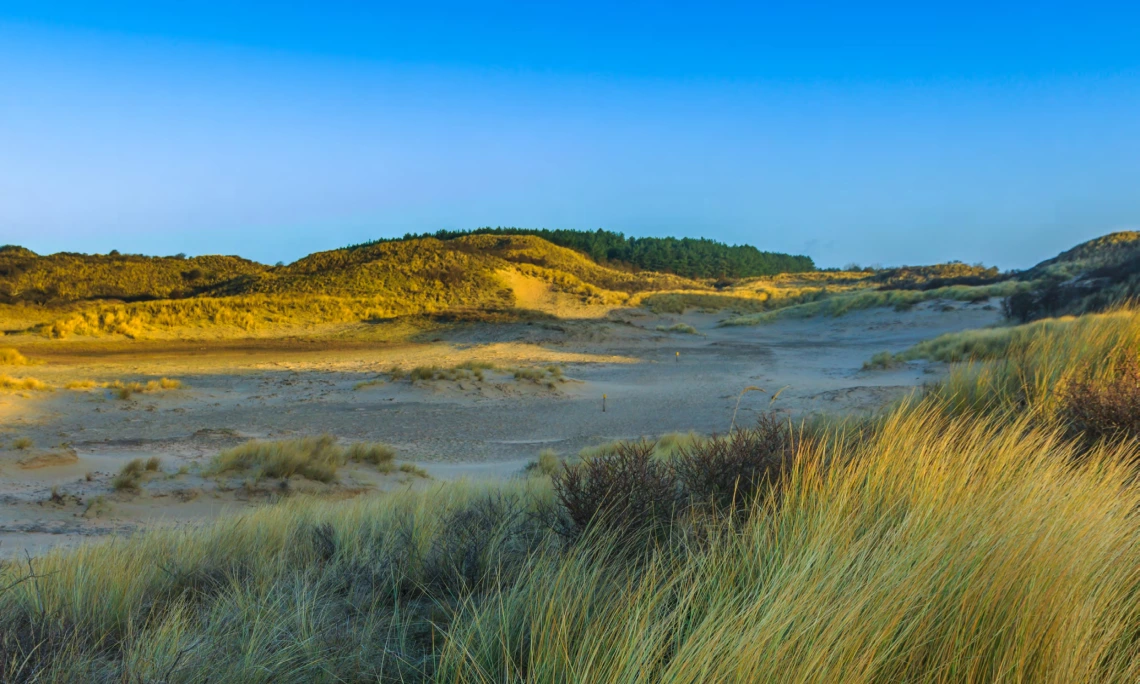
[349,227,815,279]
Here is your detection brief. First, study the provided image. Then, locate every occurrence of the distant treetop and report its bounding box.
[347,227,814,278]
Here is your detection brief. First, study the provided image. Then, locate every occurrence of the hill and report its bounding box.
[1004,232,1140,321]
[350,227,815,278]
[0,234,712,338]
[1022,231,1140,280]
[0,245,267,304]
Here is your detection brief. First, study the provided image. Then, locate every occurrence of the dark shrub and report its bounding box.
[552,441,680,539]
[1060,357,1140,445]
[1002,291,1038,323]
[674,414,794,512]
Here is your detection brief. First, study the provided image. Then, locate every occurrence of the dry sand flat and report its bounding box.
[0,299,1001,557]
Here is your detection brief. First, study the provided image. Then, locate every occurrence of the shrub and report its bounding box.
[674,415,794,512]
[552,440,680,539]
[12,437,32,450]
[423,492,535,595]
[1060,356,1140,444]
[1002,290,1039,323]
[145,456,162,472]
[655,322,699,335]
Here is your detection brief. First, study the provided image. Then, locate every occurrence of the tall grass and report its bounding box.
[4,400,1140,680]
[6,311,1140,680]
[928,308,1140,418]
[0,482,554,681]
[441,404,1140,682]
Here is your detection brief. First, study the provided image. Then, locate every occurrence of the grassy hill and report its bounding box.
[5,230,1132,338]
[1023,231,1140,280]
[0,246,266,304]
[1002,232,1140,321]
[0,234,711,339]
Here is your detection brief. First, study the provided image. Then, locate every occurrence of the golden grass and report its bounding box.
[5,397,1140,680]
[5,308,1140,680]
[62,377,182,396]
[0,347,29,365]
[0,374,50,391]
[928,308,1140,419]
[441,404,1140,682]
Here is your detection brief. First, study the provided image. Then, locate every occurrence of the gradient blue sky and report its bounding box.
[1,2,1138,268]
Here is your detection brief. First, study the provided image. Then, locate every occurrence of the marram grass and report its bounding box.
[5,399,1140,681]
[440,404,1140,682]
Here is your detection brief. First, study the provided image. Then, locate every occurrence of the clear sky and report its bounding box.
[1,2,1138,269]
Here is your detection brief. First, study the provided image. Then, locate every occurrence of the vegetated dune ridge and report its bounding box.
[1,231,1021,340]
[3,305,1140,681]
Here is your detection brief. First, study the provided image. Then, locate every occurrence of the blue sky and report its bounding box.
[1,2,1138,268]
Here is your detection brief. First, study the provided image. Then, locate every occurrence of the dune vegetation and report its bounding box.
[0,232,1029,341]
[723,280,1025,325]
[5,300,1140,681]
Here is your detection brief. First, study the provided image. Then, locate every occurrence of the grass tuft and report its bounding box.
[0,348,29,365]
[0,375,50,391]
[208,436,405,482]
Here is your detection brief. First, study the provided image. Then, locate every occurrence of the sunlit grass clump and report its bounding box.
[0,374,50,391]
[0,348,29,365]
[207,435,406,483]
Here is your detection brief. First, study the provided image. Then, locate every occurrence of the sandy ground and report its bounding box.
[0,299,1001,557]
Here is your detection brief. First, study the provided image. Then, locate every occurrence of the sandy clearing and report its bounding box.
[0,298,1002,557]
